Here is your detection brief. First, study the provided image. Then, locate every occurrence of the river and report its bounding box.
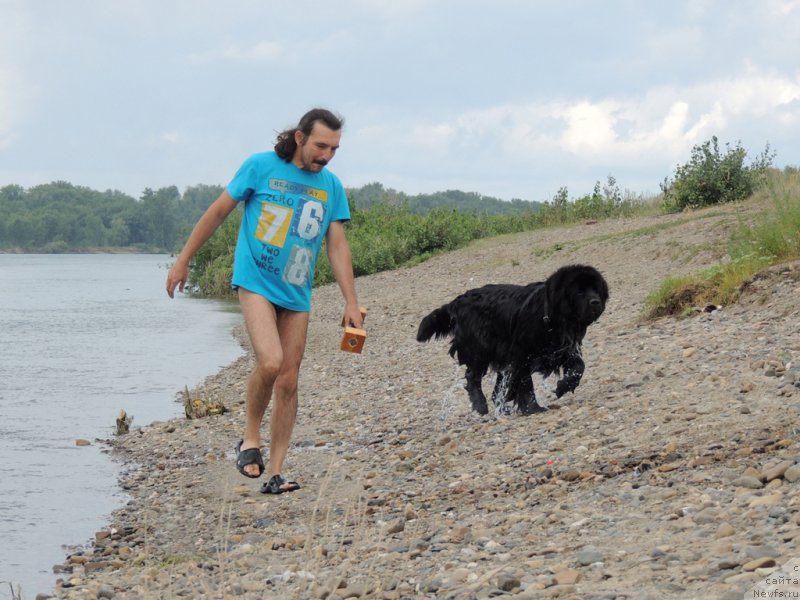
[0,254,243,598]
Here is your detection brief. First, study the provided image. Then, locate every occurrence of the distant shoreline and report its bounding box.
[0,247,170,255]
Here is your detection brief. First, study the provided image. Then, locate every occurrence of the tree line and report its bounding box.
[0,136,776,257]
[0,181,542,253]
[0,182,223,253]
[347,183,542,215]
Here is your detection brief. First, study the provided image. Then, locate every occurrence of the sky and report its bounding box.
[1,0,799,203]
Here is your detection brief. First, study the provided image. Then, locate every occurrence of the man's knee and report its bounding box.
[253,357,282,383]
[274,372,300,400]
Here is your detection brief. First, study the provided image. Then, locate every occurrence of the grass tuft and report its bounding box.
[642,168,800,320]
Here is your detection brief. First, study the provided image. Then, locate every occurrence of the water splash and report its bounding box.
[535,373,556,408]
[438,364,467,425]
[492,367,514,418]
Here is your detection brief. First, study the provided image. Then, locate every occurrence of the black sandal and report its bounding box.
[235,440,265,479]
[260,474,300,494]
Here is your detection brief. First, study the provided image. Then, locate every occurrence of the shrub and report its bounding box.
[660,137,774,213]
[188,208,241,296]
[183,177,656,298]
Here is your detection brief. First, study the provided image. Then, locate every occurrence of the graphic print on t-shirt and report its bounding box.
[255,202,293,247]
[268,178,329,203]
[291,197,325,243]
[282,245,314,286]
[252,179,329,289]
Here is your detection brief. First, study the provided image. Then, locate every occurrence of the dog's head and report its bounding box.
[546,264,608,326]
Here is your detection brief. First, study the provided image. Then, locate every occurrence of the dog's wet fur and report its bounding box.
[417,264,608,415]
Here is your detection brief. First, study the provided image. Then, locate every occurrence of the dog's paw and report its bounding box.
[495,406,513,418]
[520,402,547,415]
[555,380,578,398]
[471,401,489,415]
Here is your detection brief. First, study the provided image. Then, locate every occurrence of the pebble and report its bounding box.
[576,548,604,566]
[763,460,794,482]
[716,522,736,538]
[496,573,521,592]
[784,464,800,482]
[742,557,777,571]
[732,476,764,489]
[553,569,581,585]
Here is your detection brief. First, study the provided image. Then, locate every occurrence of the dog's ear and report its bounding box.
[543,268,584,322]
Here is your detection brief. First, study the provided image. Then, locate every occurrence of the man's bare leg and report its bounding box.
[267,309,309,481]
[237,288,309,481]
[238,289,282,477]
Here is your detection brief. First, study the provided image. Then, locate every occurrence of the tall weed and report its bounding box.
[729,169,800,264]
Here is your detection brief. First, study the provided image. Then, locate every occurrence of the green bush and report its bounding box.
[185,179,656,298]
[188,208,241,295]
[313,203,489,286]
[42,240,70,254]
[660,137,774,213]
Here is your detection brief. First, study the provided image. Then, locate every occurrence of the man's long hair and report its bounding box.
[274,108,344,161]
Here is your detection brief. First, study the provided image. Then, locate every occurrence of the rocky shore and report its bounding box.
[44,200,800,599]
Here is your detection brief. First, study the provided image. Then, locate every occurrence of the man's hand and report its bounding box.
[342,303,364,329]
[164,191,238,299]
[166,261,189,298]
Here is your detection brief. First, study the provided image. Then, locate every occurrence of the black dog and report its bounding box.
[416,264,608,415]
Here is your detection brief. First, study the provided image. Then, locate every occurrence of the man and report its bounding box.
[166,108,363,494]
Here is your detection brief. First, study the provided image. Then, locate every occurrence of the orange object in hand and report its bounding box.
[340,327,367,353]
[340,307,367,353]
[341,307,368,327]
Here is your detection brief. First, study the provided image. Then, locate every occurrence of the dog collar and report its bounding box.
[542,292,554,332]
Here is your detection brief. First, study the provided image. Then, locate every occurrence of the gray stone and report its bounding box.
[385,518,405,535]
[496,573,521,592]
[576,549,604,565]
[693,507,720,523]
[784,464,800,482]
[745,545,779,559]
[732,476,763,489]
[763,460,794,482]
[717,556,740,570]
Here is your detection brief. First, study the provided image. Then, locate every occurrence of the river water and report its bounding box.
[0,254,243,598]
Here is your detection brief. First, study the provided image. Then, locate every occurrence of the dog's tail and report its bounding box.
[416,306,453,342]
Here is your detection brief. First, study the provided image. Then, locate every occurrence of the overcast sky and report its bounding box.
[1,0,799,203]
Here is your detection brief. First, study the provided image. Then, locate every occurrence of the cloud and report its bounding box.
[160,132,180,144]
[0,1,29,151]
[0,69,12,149]
[222,40,283,61]
[389,68,800,170]
[559,101,620,155]
[352,0,429,20]
[189,39,284,63]
[344,65,800,201]
[0,62,31,152]
[767,0,800,15]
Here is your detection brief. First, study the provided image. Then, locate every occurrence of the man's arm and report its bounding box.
[166,190,239,298]
[325,220,362,328]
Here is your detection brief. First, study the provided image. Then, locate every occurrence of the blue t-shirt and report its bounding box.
[227,151,350,311]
